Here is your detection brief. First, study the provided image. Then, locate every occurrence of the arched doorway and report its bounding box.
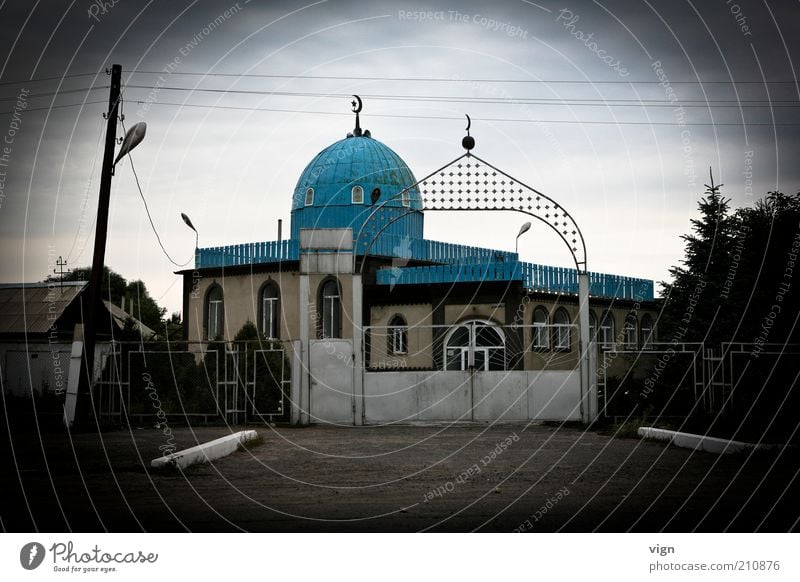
[444,320,506,371]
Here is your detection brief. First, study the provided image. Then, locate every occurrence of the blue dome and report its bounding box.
[291,135,422,211]
[290,134,425,250]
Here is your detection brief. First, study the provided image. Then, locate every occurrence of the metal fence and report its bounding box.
[93,340,291,426]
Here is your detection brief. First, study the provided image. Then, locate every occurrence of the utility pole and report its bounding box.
[76,64,122,426]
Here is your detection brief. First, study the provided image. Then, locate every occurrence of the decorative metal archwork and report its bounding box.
[413,151,586,271]
[354,150,587,274]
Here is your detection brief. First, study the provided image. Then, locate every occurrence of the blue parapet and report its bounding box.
[195,239,299,268]
[377,259,655,301]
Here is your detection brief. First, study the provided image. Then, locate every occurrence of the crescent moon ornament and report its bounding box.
[352,95,363,113]
[462,114,475,151]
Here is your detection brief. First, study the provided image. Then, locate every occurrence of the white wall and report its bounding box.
[360,369,582,423]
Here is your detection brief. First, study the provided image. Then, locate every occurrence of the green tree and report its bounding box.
[49,265,127,303]
[125,279,167,331]
[659,176,738,344]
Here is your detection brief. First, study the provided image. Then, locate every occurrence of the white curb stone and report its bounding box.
[637,427,783,454]
[151,430,259,469]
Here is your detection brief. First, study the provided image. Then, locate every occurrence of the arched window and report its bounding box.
[389,315,407,355]
[444,320,505,371]
[304,187,314,206]
[401,190,411,207]
[532,307,550,350]
[206,285,224,340]
[600,311,615,347]
[624,313,638,349]
[260,283,279,339]
[351,185,364,204]
[589,310,598,342]
[319,279,341,339]
[553,308,571,351]
[640,314,654,348]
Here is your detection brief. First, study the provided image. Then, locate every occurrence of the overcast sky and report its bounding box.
[0,0,797,313]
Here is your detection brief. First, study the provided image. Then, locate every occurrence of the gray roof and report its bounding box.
[0,281,157,338]
[0,282,86,335]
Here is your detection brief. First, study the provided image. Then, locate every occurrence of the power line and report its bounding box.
[120,118,194,268]
[0,85,108,103]
[121,84,800,108]
[131,100,800,126]
[0,72,101,86]
[0,99,107,115]
[122,70,800,85]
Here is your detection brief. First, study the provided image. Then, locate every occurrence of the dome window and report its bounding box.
[351,185,364,204]
[401,190,411,207]
[304,188,314,206]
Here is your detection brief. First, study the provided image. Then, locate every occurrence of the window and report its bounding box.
[401,189,411,207]
[599,311,615,347]
[261,284,279,339]
[624,313,638,349]
[553,308,571,351]
[389,315,407,355]
[444,320,505,371]
[206,285,224,340]
[532,307,550,350]
[320,279,341,339]
[351,185,364,204]
[640,314,654,349]
[304,187,314,206]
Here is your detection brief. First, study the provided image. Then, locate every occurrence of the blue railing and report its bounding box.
[195,239,299,268]
[376,261,654,301]
[197,236,517,269]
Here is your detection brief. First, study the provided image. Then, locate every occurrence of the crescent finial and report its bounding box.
[352,95,363,114]
[465,114,471,134]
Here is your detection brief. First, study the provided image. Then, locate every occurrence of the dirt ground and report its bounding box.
[1,422,797,532]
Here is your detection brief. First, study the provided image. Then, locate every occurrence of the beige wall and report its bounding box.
[369,303,433,369]
[186,270,362,343]
[186,270,301,343]
[444,303,505,325]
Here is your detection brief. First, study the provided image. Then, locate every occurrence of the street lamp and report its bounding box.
[515,221,532,254]
[181,212,199,249]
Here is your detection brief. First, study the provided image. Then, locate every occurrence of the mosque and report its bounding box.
[180,101,656,425]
